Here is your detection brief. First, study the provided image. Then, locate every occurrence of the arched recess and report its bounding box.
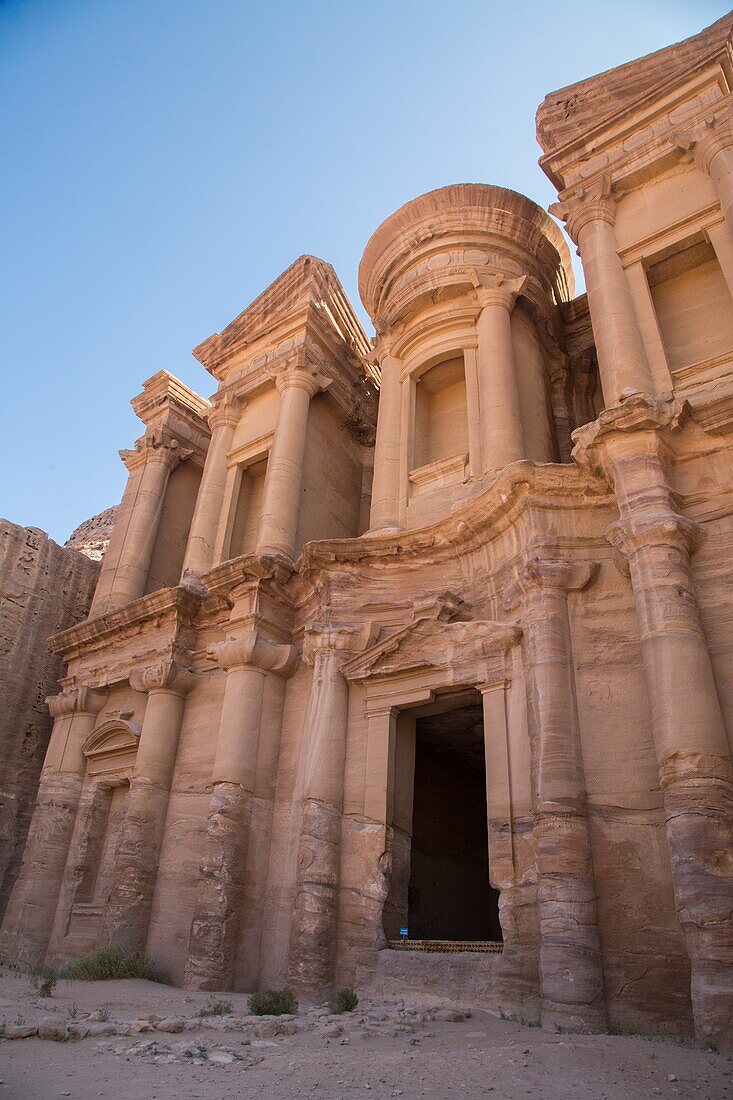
[69,720,141,913]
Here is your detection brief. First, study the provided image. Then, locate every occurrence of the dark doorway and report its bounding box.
[407,696,501,941]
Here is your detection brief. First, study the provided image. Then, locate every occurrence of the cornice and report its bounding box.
[49,585,201,663]
[297,460,613,575]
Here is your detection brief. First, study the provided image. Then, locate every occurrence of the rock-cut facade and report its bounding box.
[3,13,733,1049]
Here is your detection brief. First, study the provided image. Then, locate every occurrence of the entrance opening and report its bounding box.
[408,695,501,940]
[384,690,502,945]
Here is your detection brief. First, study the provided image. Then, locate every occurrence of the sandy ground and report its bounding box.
[0,968,730,1100]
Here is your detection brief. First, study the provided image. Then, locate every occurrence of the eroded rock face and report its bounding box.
[65,507,118,562]
[0,521,99,920]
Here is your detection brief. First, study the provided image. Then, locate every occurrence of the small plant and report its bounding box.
[195,1043,209,1060]
[13,1014,25,1027]
[96,1004,110,1022]
[64,943,158,982]
[248,989,297,1016]
[330,988,358,1014]
[197,996,233,1017]
[67,1002,78,1019]
[29,964,57,998]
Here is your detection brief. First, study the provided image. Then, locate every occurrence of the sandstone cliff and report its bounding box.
[0,520,100,919]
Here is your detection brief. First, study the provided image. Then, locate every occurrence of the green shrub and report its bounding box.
[248,989,297,1016]
[330,988,358,1014]
[197,997,233,1017]
[29,965,57,997]
[64,943,158,982]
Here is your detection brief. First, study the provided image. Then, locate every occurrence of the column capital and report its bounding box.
[475,271,527,312]
[572,392,690,475]
[120,428,191,474]
[208,628,298,677]
[275,364,328,398]
[549,175,616,243]
[607,514,704,559]
[129,656,196,696]
[505,555,598,609]
[207,390,243,432]
[302,622,364,666]
[46,683,107,720]
[674,99,733,176]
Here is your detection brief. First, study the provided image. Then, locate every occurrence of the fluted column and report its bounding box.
[185,630,297,990]
[182,395,241,579]
[475,273,526,474]
[368,337,403,533]
[288,624,359,997]
[91,432,188,616]
[507,557,607,1032]
[257,365,323,560]
[0,684,106,965]
[104,659,194,952]
[551,180,655,405]
[574,394,733,1049]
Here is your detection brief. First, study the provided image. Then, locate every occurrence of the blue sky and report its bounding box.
[1,0,727,543]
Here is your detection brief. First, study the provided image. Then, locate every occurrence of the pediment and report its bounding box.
[193,255,371,373]
[83,720,140,760]
[342,594,521,683]
[536,13,733,156]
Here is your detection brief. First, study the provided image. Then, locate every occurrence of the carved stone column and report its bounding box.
[182,394,241,579]
[104,659,194,952]
[91,431,188,616]
[185,630,297,990]
[257,365,324,560]
[574,394,733,1047]
[0,684,106,965]
[475,273,526,474]
[507,556,607,1032]
[368,336,403,534]
[551,180,655,405]
[288,624,359,998]
[677,102,733,252]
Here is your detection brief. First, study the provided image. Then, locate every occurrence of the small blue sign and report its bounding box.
[399,928,409,937]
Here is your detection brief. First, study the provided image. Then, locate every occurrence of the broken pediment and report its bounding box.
[342,593,521,683]
[536,13,733,157]
[193,254,373,378]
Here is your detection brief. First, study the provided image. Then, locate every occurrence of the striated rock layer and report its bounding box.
[0,521,99,919]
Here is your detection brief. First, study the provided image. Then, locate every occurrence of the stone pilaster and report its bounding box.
[507,556,607,1032]
[288,624,360,998]
[185,631,297,990]
[91,430,190,616]
[257,364,326,560]
[550,178,655,405]
[368,334,403,534]
[0,683,106,965]
[103,659,194,952]
[475,273,526,474]
[182,393,241,579]
[574,393,733,1048]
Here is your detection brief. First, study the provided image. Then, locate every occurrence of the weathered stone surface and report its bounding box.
[3,11,733,1058]
[0,521,98,921]
[64,507,117,562]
